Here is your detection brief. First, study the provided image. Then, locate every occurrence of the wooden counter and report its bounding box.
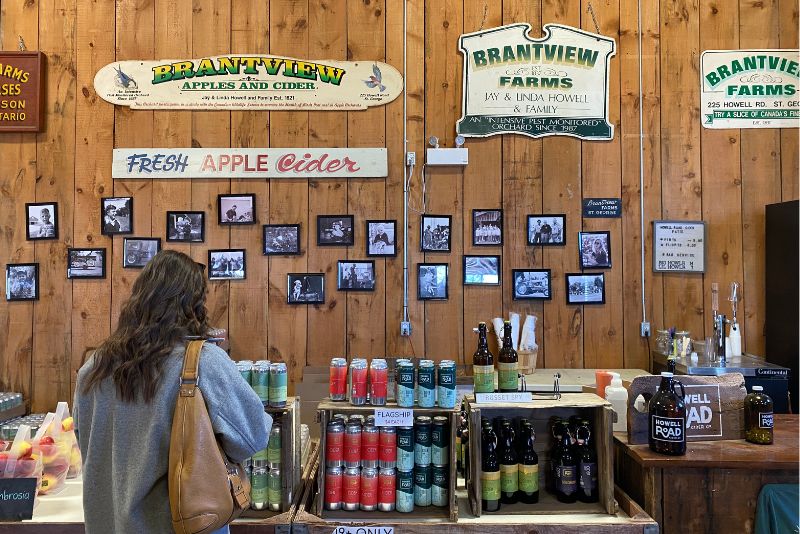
[615,414,799,534]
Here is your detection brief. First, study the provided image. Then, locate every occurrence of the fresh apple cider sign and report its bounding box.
[0,52,44,132]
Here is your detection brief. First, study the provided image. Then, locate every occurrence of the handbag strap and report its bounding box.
[179,340,204,397]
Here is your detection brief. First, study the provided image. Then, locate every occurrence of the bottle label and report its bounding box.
[556,466,577,495]
[481,470,501,501]
[759,412,774,429]
[518,463,539,493]
[651,415,685,442]
[497,361,518,391]
[473,365,495,393]
[579,462,597,492]
[500,463,518,493]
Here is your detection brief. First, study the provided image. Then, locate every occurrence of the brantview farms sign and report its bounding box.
[0,52,44,132]
[112,148,388,179]
[457,24,616,140]
[94,55,402,110]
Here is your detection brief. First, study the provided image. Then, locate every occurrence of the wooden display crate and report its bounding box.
[466,393,617,517]
[313,399,459,522]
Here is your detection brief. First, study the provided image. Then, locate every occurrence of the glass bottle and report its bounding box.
[518,424,539,504]
[576,421,598,503]
[555,429,578,503]
[473,322,495,393]
[497,321,519,392]
[481,424,501,512]
[648,372,687,455]
[499,421,518,504]
[745,386,773,444]
[547,418,564,493]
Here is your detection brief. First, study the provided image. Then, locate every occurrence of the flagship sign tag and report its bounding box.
[701,49,799,129]
[683,384,723,438]
[457,24,615,140]
[0,51,44,132]
[94,55,402,110]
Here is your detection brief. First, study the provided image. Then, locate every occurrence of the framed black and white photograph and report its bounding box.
[218,194,256,225]
[263,224,301,256]
[473,209,502,246]
[122,238,161,268]
[566,272,606,305]
[417,263,449,300]
[5,263,38,301]
[67,248,107,279]
[579,231,611,269]
[101,197,133,235]
[25,202,58,240]
[166,211,205,243]
[421,215,451,252]
[512,269,551,300]
[208,249,246,280]
[463,255,501,286]
[317,215,354,246]
[337,260,376,291]
[527,214,566,245]
[366,220,397,257]
[287,273,325,304]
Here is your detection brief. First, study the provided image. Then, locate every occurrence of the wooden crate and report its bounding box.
[313,399,459,522]
[466,393,617,517]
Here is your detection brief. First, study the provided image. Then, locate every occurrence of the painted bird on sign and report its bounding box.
[364,64,386,92]
[114,66,138,90]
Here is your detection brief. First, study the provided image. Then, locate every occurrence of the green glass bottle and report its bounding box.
[745,386,773,444]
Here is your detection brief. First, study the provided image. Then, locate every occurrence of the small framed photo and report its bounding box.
[472,209,502,246]
[337,260,376,291]
[123,238,161,268]
[25,202,58,240]
[579,231,611,269]
[67,248,107,279]
[5,263,39,301]
[317,215,354,246]
[263,224,301,256]
[512,269,552,300]
[421,215,451,252]
[464,255,501,285]
[527,214,566,246]
[288,273,325,304]
[418,263,449,300]
[218,194,256,225]
[208,249,246,280]
[366,220,397,257]
[566,272,606,305]
[101,197,133,235]
[166,211,205,243]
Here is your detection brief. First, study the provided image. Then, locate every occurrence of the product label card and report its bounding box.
[651,415,685,442]
[759,412,774,429]
[475,392,533,403]
[332,528,394,534]
[582,198,622,218]
[374,408,413,427]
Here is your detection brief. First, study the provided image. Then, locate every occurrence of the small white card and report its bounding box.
[332,528,394,534]
[374,408,413,427]
[475,392,533,403]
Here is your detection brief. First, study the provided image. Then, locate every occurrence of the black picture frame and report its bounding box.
[287,273,325,304]
[527,214,566,246]
[417,263,449,300]
[25,202,58,241]
[67,248,107,279]
[366,220,397,257]
[263,224,301,256]
[512,269,552,300]
[463,255,501,286]
[337,260,376,291]
[317,215,354,246]
[122,238,161,268]
[565,272,606,305]
[579,231,612,269]
[166,211,205,243]
[207,249,247,280]
[5,263,39,301]
[472,209,503,246]
[218,194,256,225]
[420,214,452,252]
[100,197,133,235]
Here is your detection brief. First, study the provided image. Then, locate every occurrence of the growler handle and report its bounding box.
[673,378,686,399]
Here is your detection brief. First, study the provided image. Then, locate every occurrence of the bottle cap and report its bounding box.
[610,376,623,388]
[752,385,763,392]
[660,372,674,377]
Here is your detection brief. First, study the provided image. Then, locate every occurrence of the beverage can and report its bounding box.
[396,361,415,408]
[396,426,414,471]
[378,467,396,512]
[344,421,362,468]
[360,467,379,511]
[396,469,414,513]
[268,363,288,408]
[437,360,457,408]
[343,466,361,511]
[379,426,397,468]
[268,467,281,511]
[329,358,348,401]
[361,424,380,468]
[350,359,368,405]
[432,464,449,507]
[326,421,345,468]
[414,416,432,466]
[417,360,436,408]
[267,424,282,468]
[413,464,431,507]
[370,359,389,406]
[237,360,254,385]
[431,416,449,466]
[250,466,268,510]
[324,466,343,510]
[252,360,270,405]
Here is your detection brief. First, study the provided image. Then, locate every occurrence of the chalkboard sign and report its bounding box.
[0,478,37,520]
[582,198,622,218]
[652,220,706,273]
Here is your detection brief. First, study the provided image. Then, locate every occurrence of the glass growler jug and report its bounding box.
[648,372,687,455]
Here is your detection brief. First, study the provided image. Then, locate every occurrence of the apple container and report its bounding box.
[1,423,44,500]
[33,412,71,495]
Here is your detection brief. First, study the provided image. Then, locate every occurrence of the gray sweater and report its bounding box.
[74,343,271,534]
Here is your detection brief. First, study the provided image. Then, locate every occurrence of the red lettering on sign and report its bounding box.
[275,153,363,174]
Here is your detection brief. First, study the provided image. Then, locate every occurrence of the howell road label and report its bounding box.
[684,384,723,438]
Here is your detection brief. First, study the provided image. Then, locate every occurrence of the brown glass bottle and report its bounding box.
[648,372,687,455]
[576,422,598,503]
[481,424,501,512]
[473,322,495,393]
[554,430,578,503]
[744,386,773,444]
[518,423,539,504]
[497,321,518,392]
[499,422,518,504]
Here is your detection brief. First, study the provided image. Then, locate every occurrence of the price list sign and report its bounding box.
[652,220,706,273]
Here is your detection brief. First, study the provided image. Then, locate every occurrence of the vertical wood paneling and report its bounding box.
[779,0,799,201]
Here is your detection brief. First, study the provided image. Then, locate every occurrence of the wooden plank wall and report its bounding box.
[0,0,797,411]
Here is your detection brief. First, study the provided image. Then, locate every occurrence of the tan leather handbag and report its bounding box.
[169,340,250,534]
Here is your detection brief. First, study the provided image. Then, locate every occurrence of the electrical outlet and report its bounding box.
[406,152,416,166]
[400,321,412,336]
[641,321,651,337]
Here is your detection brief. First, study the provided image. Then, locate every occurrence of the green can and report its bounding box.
[269,363,288,408]
[413,464,431,507]
[397,361,415,408]
[267,468,281,511]
[237,360,254,385]
[252,360,270,405]
[396,469,414,513]
[431,416,449,466]
[267,424,281,467]
[250,467,268,510]
[437,360,457,408]
[432,464,449,507]
[252,446,268,463]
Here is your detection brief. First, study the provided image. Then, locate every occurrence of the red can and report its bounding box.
[343,467,361,511]
[369,359,388,406]
[326,422,345,468]
[329,358,348,401]
[360,467,379,511]
[378,467,396,511]
[344,422,362,468]
[324,467,343,510]
[361,424,380,468]
[379,426,397,469]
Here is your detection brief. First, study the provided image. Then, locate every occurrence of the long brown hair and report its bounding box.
[83,250,209,402]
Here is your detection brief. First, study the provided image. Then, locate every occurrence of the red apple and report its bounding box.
[0,451,9,472]
[14,457,37,478]
[39,436,55,446]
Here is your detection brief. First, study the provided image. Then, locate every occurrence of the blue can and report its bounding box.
[417,360,436,408]
[432,465,449,507]
[397,361,415,408]
[396,470,414,513]
[437,360,457,408]
[414,464,432,507]
[414,416,432,466]
[397,426,415,471]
